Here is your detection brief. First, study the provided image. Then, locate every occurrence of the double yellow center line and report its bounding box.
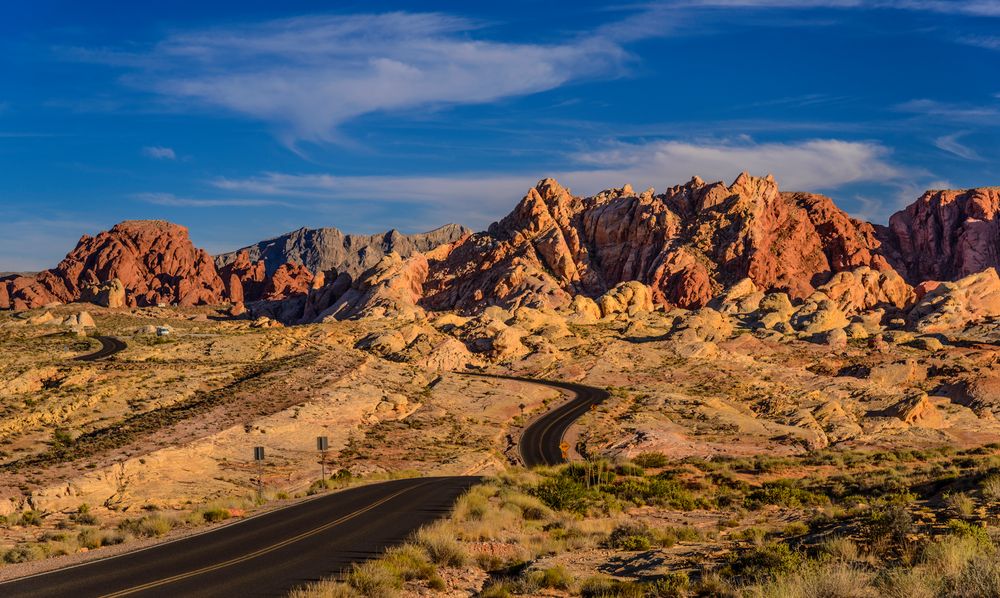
[101,481,427,597]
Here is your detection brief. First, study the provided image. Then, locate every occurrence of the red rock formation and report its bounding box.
[423,174,892,313]
[2,220,226,309]
[883,187,1000,282]
[218,250,267,304]
[262,263,314,301]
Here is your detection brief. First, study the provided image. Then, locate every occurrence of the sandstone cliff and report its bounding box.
[422,174,892,313]
[1,221,225,309]
[882,187,1000,283]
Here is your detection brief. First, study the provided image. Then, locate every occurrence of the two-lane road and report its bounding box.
[0,373,606,597]
[0,477,477,598]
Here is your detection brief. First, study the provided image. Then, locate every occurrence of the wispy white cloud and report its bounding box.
[960,35,1000,50]
[208,137,909,228]
[142,145,176,160]
[934,132,982,160]
[895,99,1000,123]
[562,137,905,192]
[84,12,627,146]
[134,192,291,208]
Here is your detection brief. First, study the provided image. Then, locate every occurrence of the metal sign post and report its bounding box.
[316,436,329,480]
[253,446,265,500]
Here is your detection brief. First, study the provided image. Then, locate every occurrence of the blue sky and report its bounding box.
[1,0,998,270]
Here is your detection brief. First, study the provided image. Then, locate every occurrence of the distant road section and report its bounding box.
[73,336,127,361]
[0,476,477,598]
[462,373,610,467]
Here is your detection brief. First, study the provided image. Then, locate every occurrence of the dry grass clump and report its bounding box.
[981,475,1000,501]
[745,561,877,598]
[118,513,177,538]
[414,522,466,567]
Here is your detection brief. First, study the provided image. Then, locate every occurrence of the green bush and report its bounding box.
[201,508,231,523]
[615,463,645,477]
[17,510,42,526]
[530,565,573,590]
[580,575,646,598]
[744,479,826,509]
[533,476,589,513]
[607,523,654,551]
[119,514,175,538]
[725,542,802,582]
[946,519,993,547]
[71,503,98,525]
[632,452,669,468]
[3,544,46,563]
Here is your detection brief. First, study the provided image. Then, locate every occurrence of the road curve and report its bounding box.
[73,335,127,362]
[0,476,477,598]
[0,373,604,596]
[461,373,610,468]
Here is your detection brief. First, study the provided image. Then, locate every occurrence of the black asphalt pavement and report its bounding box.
[0,477,477,598]
[0,372,608,596]
[73,336,127,361]
[461,373,610,467]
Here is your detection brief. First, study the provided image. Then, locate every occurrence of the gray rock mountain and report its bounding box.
[215,224,469,277]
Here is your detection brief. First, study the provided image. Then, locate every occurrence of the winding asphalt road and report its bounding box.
[461,373,610,467]
[0,373,606,597]
[73,336,127,362]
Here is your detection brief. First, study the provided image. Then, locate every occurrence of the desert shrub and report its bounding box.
[655,526,701,548]
[77,527,103,549]
[455,487,491,522]
[724,542,802,583]
[579,575,645,598]
[861,503,914,555]
[615,462,645,477]
[501,491,551,521]
[875,568,938,598]
[381,545,437,581]
[101,530,126,545]
[632,452,669,468]
[746,561,876,598]
[533,476,589,513]
[17,510,42,526]
[980,475,1000,501]
[71,503,98,525]
[479,582,513,598]
[607,523,655,551]
[944,492,975,518]
[782,521,810,537]
[3,544,46,563]
[307,479,337,495]
[529,565,573,590]
[820,537,859,562]
[345,560,400,597]
[415,524,466,567]
[745,480,826,509]
[119,513,175,538]
[922,534,982,579]
[944,556,1000,597]
[201,507,231,523]
[287,581,359,598]
[606,476,701,510]
[945,519,992,548]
